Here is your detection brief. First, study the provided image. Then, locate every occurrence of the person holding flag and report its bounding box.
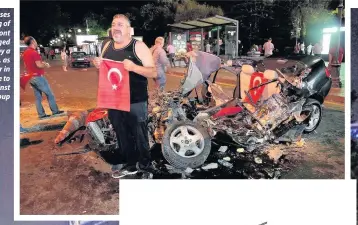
[93,14,157,179]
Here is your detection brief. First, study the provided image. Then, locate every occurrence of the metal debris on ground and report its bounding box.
[295,138,306,147]
[254,157,263,164]
[201,163,218,170]
[266,147,284,164]
[165,164,185,174]
[236,148,245,153]
[218,159,233,168]
[218,146,228,152]
[185,167,194,174]
[223,157,231,161]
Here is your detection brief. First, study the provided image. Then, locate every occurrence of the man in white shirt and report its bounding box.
[263,38,274,57]
[312,41,323,57]
[306,43,313,55]
[166,43,176,67]
[300,42,305,54]
[205,41,211,53]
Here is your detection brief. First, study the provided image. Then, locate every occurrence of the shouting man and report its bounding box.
[94,14,157,179]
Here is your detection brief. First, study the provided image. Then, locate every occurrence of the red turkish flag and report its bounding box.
[244,72,268,104]
[97,59,130,111]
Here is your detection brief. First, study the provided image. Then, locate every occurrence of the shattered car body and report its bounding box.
[149,52,332,169]
[54,52,332,172]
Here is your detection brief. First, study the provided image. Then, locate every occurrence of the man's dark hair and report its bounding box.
[24,36,35,46]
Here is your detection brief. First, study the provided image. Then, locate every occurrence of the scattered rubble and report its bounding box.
[146,140,292,179]
[254,157,263,164]
[223,157,231,161]
[185,167,194,174]
[295,138,306,147]
[202,163,218,170]
[218,159,233,168]
[236,148,245,153]
[266,147,284,164]
[218,146,228,153]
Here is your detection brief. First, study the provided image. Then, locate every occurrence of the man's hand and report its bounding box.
[44,62,50,68]
[123,59,136,72]
[93,57,102,69]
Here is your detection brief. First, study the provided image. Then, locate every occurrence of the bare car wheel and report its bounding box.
[162,120,211,169]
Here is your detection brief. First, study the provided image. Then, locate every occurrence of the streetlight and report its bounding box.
[60,34,64,38]
[67,34,71,38]
[77,29,81,33]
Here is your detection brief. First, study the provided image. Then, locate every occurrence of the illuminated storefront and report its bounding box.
[321,26,345,55]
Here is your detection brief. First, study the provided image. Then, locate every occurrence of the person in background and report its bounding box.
[50,49,55,60]
[300,41,305,54]
[61,48,68,72]
[263,38,274,57]
[186,41,193,52]
[306,42,313,55]
[312,41,323,57]
[22,36,64,119]
[151,37,170,91]
[205,41,211,53]
[101,28,113,50]
[166,42,176,68]
[294,41,300,54]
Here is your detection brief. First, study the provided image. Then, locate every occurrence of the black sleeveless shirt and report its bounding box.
[102,39,148,104]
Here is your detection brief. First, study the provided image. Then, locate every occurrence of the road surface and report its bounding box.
[19,60,344,214]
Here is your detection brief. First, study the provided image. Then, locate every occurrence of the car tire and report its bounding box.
[162,120,211,169]
[303,99,322,133]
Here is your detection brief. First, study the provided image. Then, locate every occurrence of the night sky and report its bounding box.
[352,8,357,88]
[352,8,358,122]
[19,0,343,50]
[20,1,148,24]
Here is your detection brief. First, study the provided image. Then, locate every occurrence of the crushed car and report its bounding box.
[148,52,332,169]
[53,51,332,174]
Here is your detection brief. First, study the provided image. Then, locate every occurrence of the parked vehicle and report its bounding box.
[70,51,91,68]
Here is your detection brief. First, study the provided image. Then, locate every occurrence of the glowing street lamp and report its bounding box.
[77,29,82,33]
[60,34,64,38]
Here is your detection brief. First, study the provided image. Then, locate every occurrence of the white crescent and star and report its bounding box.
[252,76,262,96]
[107,68,123,90]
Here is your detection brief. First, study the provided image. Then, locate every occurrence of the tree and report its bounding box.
[139,0,176,31]
[289,0,337,41]
[20,2,71,45]
[223,0,276,50]
[82,12,108,37]
[174,0,224,22]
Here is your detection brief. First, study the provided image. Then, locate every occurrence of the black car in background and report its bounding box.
[70,51,91,68]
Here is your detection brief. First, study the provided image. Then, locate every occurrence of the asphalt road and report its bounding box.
[19,60,344,214]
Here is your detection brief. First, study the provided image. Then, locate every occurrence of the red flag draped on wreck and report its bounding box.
[97,59,130,111]
[244,72,268,104]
